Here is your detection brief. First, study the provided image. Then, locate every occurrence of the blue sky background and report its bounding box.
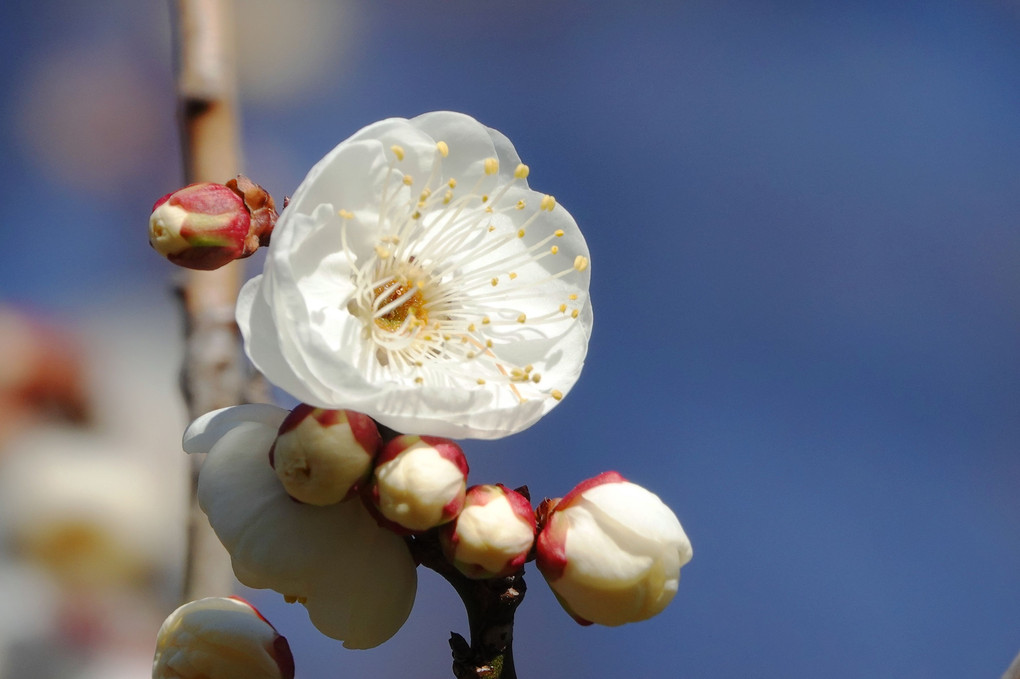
[1,1,1018,677]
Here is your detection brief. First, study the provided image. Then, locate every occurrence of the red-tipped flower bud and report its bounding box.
[440,484,535,579]
[535,471,693,627]
[152,596,295,679]
[368,435,468,533]
[148,177,276,270]
[269,405,381,506]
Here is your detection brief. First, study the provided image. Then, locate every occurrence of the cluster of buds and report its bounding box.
[260,403,691,627]
[148,176,277,270]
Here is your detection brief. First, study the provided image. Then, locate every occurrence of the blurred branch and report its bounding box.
[1003,650,1020,679]
[171,0,244,603]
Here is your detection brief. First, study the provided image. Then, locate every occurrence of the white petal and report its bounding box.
[183,404,288,454]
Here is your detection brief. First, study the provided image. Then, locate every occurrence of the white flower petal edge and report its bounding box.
[184,405,417,649]
[237,111,593,439]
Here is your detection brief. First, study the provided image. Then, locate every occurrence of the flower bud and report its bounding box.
[152,596,295,679]
[148,177,276,270]
[269,405,380,506]
[535,471,693,627]
[368,435,469,533]
[440,484,535,579]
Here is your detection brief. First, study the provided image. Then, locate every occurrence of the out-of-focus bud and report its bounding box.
[440,484,535,579]
[269,405,381,506]
[148,176,276,270]
[152,596,295,679]
[535,471,693,627]
[367,435,469,533]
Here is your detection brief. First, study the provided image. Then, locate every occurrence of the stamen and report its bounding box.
[484,158,499,175]
[437,141,449,157]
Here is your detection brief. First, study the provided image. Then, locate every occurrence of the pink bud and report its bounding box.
[148,177,276,270]
[535,471,693,627]
[152,596,295,679]
[440,484,535,579]
[368,435,469,533]
[269,405,381,506]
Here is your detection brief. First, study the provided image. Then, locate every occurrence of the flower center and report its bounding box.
[373,280,428,333]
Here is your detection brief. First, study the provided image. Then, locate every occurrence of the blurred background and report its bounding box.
[1,0,1018,677]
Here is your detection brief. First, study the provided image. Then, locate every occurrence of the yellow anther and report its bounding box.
[477,378,486,385]
[569,293,578,300]
[391,145,405,161]
[571,309,579,319]
[416,280,426,289]
[484,157,499,175]
[517,229,526,238]
[467,351,477,359]
[554,229,564,237]
[559,303,567,313]
[448,178,457,188]
[482,316,491,325]
[491,277,499,287]
[419,188,432,203]
[482,195,489,203]
[550,245,559,255]
[402,175,414,186]
[573,255,589,272]
[338,209,355,219]
[525,364,533,372]
[485,339,493,348]
[551,389,564,401]
[516,200,526,210]
[485,206,494,213]
[532,373,542,383]
[444,190,453,204]
[488,225,496,232]
[412,211,421,220]
[517,313,527,323]
[540,195,556,211]
[415,376,424,384]
[514,163,530,179]
[509,272,518,280]
[468,323,476,332]
[437,141,449,157]
[374,245,391,259]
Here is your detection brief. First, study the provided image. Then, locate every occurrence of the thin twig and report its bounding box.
[1002,650,1020,679]
[170,0,244,603]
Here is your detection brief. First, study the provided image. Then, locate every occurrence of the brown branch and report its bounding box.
[171,0,245,603]
[1003,650,1020,679]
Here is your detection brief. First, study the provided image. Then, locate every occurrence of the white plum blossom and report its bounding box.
[152,597,294,679]
[535,472,692,627]
[183,405,417,649]
[237,111,592,439]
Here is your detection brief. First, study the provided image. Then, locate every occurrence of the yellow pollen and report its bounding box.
[468,323,476,332]
[555,229,564,237]
[571,309,579,319]
[448,178,457,188]
[373,280,428,333]
[573,255,589,272]
[509,272,518,280]
[338,209,354,219]
[467,351,477,359]
[540,195,556,211]
[488,225,496,232]
[514,163,530,179]
[415,376,424,384]
[374,245,391,259]
[482,195,489,203]
[532,373,542,383]
[491,277,499,287]
[484,157,499,175]
[550,245,559,254]
[402,175,414,186]
[485,206,494,213]
[551,389,564,401]
[419,189,432,202]
[444,190,453,204]
[485,339,493,348]
[517,313,527,323]
[517,229,525,238]
[477,378,486,385]
[412,211,421,220]
[391,145,405,161]
[559,303,567,313]
[516,200,526,210]
[437,141,449,157]
[482,316,491,325]
[416,280,425,289]
[569,293,578,300]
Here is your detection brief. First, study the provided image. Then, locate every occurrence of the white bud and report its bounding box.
[535,471,692,626]
[152,597,294,679]
[270,405,380,506]
[440,484,535,579]
[369,435,468,532]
